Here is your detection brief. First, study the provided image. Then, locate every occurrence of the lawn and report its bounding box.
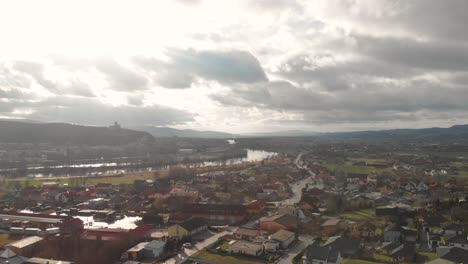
[371,253,393,263]
[343,259,384,264]
[191,250,268,264]
[417,252,438,261]
[0,234,16,248]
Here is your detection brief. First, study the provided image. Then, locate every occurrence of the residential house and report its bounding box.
[6,236,44,257]
[432,247,468,264]
[320,219,341,236]
[384,223,401,243]
[417,182,429,192]
[270,229,296,249]
[352,222,377,240]
[0,248,28,264]
[234,228,267,241]
[323,236,362,258]
[401,226,418,243]
[228,240,264,257]
[178,203,246,225]
[302,241,341,264]
[246,200,266,215]
[168,218,207,239]
[443,223,465,237]
[446,235,468,249]
[259,214,298,232]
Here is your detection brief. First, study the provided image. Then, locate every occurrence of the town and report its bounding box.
[1,139,467,264]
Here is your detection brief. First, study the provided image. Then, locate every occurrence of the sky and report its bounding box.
[0,0,467,133]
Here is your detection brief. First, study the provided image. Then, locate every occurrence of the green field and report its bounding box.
[323,162,394,175]
[191,250,267,264]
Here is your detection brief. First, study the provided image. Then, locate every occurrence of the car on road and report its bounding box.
[182,243,193,248]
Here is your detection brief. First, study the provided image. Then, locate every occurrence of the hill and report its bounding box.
[0,120,153,145]
[131,126,235,138]
[320,124,468,142]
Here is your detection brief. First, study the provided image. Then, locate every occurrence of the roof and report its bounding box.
[7,236,44,249]
[443,222,464,231]
[0,248,17,258]
[26,258,74,264]
[127,242,148,252]
[381,242,402,252]
[260,214,298,228]
[321,219,340,227]
[323,236,361,257]
[145,240,166,249]
[440,247,468,263]
[229,240,263,251]
[178,218,207,232]
[270,229,295,242]
[303,242,340,262]
[391,243,415,258]
[446,235,468,244]
[234,227,263,237]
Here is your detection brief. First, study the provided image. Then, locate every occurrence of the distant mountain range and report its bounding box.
[1,119,468,143]
[320,124,468,141]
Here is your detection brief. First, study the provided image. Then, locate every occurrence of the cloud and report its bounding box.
[95,58,148,91]
[135,49,268,89]
[22,96,193,126]
[176,0,202,6]
[13,61,57,90]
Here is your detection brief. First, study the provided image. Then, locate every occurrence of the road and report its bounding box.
[163,230,231,264]
[276,236,315,264]
[277,152,316,206]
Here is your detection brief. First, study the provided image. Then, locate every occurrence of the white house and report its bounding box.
[228,240,264,257]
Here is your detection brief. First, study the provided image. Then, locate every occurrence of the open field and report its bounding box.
[191,250,268,264]
[2,170,164,187]
[322,162,394,175]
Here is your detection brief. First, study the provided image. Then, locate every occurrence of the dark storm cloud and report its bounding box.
[24,96,193,126]
[95,58,148,91]
[212,77,468,124]
[134,49,268,89]
[354,35,468,72]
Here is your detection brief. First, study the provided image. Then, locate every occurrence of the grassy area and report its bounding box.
[323,162,394,175]
[191,250,267,264]
[349,158,391,165]
[417,252,438,261]
[0,234,16,248]
[371,253,393,263]
[343,259,384,264]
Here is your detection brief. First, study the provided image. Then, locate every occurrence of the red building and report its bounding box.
[176,203,247,225]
